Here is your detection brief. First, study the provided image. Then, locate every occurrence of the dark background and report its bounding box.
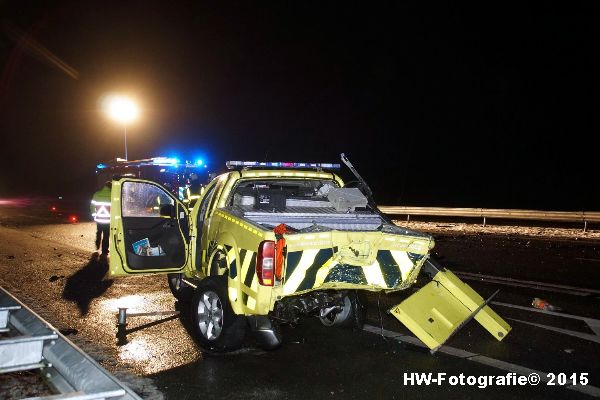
[0,2,597,209]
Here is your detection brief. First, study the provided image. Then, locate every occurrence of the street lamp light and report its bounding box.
[103,95,139,160]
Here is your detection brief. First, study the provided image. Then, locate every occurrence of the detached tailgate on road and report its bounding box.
[390,264,511,350]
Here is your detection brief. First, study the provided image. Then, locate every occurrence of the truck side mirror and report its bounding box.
[160,204,175,218]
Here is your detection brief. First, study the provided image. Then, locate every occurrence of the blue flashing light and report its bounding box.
[196,159,203,166]
[96,163,107,169]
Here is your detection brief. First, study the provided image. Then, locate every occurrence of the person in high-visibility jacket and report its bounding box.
[90,182,112,254]
[184,172,203,205]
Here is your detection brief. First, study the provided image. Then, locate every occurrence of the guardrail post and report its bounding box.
[584,220,588,233]
[117,307,128,327]
[116,308,128,345]
[483,216,486,227]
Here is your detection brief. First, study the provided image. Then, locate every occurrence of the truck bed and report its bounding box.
[227,205,384,231]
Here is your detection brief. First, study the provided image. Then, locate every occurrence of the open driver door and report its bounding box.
[108,178,190,277]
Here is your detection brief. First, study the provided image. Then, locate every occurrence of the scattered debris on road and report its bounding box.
[531,297,561,311]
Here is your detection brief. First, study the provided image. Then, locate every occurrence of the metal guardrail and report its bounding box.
[379,206,600,230]
[0,286,142,400]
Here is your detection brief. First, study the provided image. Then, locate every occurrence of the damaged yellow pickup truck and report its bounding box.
[108,154,510,352]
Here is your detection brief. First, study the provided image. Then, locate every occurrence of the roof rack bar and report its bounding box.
[226,161,340,170]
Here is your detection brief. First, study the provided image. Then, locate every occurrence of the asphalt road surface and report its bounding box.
[0,216,599,399]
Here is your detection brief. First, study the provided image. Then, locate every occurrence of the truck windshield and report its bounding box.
[228,179,340,211]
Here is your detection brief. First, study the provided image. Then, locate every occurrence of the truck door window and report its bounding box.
[207,177,226,213]
[198,184,217,224]
[195,183,217,270]
[122,182,174,217]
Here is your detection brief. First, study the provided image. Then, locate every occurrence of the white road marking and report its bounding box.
[507,318,600,344]
[467,355,552,382]
[586,319,600,337]
[568,385,600,398]
[455,271,600,296]
[363,324,600,397]
[492,301,600,337]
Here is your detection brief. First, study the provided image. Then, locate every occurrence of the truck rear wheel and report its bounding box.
[319,290,367,329]
[191,277,247,352]
[167,273,194,302]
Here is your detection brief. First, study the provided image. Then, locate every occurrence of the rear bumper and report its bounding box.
[248,315,282,350]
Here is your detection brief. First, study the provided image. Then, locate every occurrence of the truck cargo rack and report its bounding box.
[0,286,142,400]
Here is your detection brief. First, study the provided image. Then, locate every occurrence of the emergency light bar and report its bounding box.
[226,161,341,170]
[96,157,207,170]
[152,157,179,165]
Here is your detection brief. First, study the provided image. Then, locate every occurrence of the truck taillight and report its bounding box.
[257,240,275,286]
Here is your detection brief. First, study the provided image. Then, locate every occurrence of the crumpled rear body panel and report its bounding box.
[281,229,433,296]
[282,249,427,295]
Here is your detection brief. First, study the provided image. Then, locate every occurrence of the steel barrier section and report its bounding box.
[379,206,600,224]
[0,286,142,400]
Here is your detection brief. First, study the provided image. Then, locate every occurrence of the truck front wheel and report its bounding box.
[191,277,247,351]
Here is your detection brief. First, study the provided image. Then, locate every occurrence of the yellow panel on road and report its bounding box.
[390,269,511,349]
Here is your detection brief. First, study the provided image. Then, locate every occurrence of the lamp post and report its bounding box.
[104,95,139,160]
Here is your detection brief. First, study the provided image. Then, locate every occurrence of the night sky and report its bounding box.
[0,2,598,210]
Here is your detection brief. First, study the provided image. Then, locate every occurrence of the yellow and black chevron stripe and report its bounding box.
[283,249,424,295]
[222,245,259,308]
[240,250,257,307]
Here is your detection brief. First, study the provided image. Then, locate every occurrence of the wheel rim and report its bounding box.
[197,290,224,340]
[320,295,352,326]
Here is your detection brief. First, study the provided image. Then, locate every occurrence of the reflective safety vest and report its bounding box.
[91,186,111,224]
[185,185,202,203]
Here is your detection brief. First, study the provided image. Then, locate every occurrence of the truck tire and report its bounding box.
[191,277,247,352]
[167,273,194,302]
[319,290,367,329]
